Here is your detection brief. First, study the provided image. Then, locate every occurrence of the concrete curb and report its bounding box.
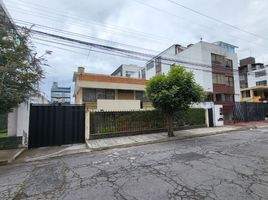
[0,148,26,166]
[86,127,251,152]
[23,148,92,163]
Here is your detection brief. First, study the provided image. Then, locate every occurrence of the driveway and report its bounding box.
[0,128,268,199]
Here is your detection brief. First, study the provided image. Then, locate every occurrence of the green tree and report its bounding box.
[0,26,49,114]
[146,66,206,137]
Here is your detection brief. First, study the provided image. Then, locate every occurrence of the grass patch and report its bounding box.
[0,130,7,138]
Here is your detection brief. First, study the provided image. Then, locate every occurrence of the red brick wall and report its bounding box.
[213,84,235,94]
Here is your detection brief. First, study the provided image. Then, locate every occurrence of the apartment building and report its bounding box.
[111,64,145,79]
[145,41,240,121]
[73,67,152,111]
[239,57,268,102]
[51,82,71,104]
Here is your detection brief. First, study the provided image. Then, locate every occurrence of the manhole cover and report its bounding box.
[172,152,206,162]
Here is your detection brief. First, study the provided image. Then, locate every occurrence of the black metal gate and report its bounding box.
[233,102,268,122]
[208,108,214,127]
[28,104,85,148]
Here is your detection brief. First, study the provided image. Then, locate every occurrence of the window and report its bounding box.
[255,70,266,77]
[83,88,96,102]
[83,89,115,102]
[125,71,135,77]
[212,73,225,84]
[211,53,224,65]
[96,89,105,99]
[242,91,250,98]
[226,77,234,87]
[225,94,234,102]
[239,75,245,81]
[136,91,149,102]
[213,73,234,86]
[105,90,115,99]
[215,94,222,102]
[141,68,146,79]
[256,80,267,86]
[146,60,154,70]
[251,65,256,71]
[155,57,162,74]
[225,59,233,68]
[211,54,233,68]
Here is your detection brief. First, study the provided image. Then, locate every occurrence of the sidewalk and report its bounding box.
[86,126,242,151]
[86,121,268,151]
[3,121,268,165]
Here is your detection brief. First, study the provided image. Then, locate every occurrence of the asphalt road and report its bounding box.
[1,128,268,200]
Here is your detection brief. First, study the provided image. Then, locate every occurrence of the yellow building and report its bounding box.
[240,86,268,102]
[73,67,153,111]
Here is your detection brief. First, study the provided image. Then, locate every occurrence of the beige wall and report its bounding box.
[75,89,83,104]
[97,99,141,111]
[77,80,145,91]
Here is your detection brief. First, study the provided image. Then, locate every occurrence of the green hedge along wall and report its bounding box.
[90,108,206,135]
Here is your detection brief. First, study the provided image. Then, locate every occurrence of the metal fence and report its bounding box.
[0,114,7,131]
[89,109,206,138]
[233,102,268,122]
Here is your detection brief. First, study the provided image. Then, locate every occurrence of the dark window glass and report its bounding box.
[225,59,233,68]
[215,94,222,102]
[256,80,267,86]
[83,88,96,102]
[225,94,234,102]
[255,70,266,77]
[155,57,162,74]
[146,60,154,70]
[141,69,146,79]
[136,91,149,102]
[105,90,115,99]
[96,89,105,99]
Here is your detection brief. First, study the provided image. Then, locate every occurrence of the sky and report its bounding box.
[3,0,268,101]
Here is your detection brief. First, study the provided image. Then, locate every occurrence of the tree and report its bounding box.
[146,66,206,137]
[0,26,49,114]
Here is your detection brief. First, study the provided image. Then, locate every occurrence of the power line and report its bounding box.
[166,0,268,41]
[15,19,160,54]
[18,26,244,75]
[5,1,175,46]
[14,19,227,65]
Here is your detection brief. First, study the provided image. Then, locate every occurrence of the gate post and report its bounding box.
[85,110,90,140]
[244,102,248,122]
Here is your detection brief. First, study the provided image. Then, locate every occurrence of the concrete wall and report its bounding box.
[7,94,49,147]
[8,101,30,146]
[97,99,141,111]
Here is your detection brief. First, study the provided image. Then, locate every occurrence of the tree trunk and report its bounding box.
[166,114,174,137]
